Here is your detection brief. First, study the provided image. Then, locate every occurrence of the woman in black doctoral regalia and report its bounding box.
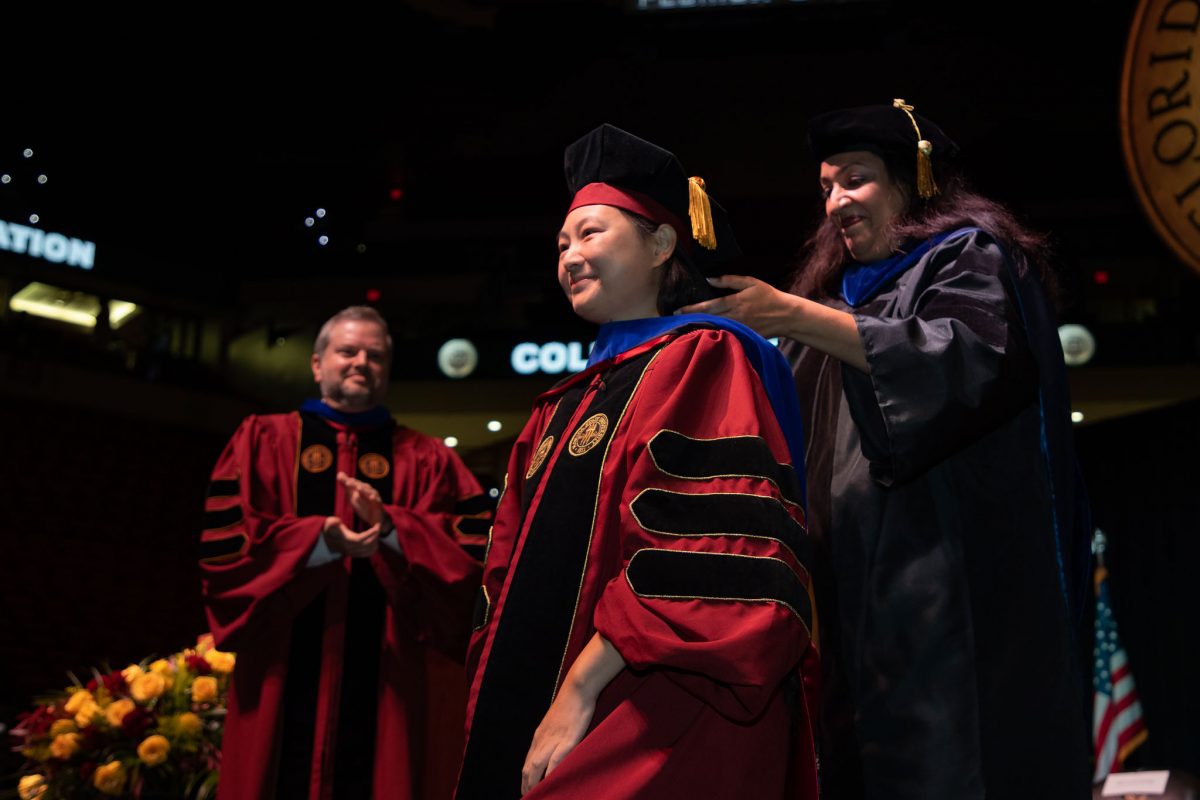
[680,100,1094,799]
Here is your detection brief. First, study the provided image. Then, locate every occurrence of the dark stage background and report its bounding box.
[2,0,1198,782]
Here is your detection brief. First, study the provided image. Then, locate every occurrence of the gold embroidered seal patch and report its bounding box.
[300,444,334,473]
[526,435,555,479]
[358,453,390,480]
[568,413,609,456]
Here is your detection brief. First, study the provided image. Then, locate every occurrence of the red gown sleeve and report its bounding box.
[592,329,817,722]
[199,415,331,652]
[373,433,487,657]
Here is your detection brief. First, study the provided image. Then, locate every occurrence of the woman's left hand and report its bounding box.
[520,634,624,795]
[676,275,802,339]
[520,680,596,795]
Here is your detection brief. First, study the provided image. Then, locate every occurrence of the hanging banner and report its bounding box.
[1120,0,1200,275]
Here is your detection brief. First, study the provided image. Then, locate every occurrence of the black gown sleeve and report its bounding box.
[842,231,1039,486]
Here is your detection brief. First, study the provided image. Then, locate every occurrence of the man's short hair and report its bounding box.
[313,306,393,356]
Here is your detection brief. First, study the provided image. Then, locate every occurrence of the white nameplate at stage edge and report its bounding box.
[1101,770,1170,796]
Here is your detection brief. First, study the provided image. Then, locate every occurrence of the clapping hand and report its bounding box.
[321,516,381,558]
[338,471,384,526]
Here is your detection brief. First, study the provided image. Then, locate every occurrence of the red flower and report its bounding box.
[86,678,98,692]
[101,671,128,695]
[185,654,212,676]
[120,707,155,738]
[15,704,56,737]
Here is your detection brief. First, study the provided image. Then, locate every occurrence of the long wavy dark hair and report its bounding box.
[790,150,1058,303]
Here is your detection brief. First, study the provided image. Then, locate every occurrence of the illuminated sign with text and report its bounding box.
[510,342,592,375]
[0,219,96,270]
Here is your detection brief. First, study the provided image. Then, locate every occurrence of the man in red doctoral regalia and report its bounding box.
[199,305,487,800]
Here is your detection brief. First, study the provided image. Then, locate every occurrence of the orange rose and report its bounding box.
[191,675,218,704]
[203,648,236,674]
[74,698,101,728]
[104,698,136,727]
[130,672,167,702]
[93,761,127,796]
[176,711,204,737]
[18,774,46,800]
[63,689,93,715]
[49,732,81,760]
[121,664,144,684]
[137,734,171,766]
[48,719,76,737]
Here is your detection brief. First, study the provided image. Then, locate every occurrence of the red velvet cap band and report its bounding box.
[567,182,691,250]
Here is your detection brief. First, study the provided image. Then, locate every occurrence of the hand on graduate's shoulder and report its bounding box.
[676,274,804,340]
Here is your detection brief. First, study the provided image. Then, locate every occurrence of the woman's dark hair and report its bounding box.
[791,151,1058,302]
[620,210,715,315]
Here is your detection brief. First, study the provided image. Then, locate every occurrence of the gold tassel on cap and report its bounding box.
[688,176,718,250]
[893,98,939,199]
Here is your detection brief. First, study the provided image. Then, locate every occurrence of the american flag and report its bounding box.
[1092,556,1148,782]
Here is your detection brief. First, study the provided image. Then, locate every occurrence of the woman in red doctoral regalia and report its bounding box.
[454,124,821,800]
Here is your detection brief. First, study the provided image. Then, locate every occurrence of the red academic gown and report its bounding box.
[200,409,487,800]
[456,326,820,800]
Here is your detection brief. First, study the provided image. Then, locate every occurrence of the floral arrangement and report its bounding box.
[11,635,234,800]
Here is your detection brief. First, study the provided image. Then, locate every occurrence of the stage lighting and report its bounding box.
[1058,324,1096,367]
[10,283,140,330]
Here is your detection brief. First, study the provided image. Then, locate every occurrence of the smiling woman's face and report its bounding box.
[819,150,908,263]
[556,204,669,324]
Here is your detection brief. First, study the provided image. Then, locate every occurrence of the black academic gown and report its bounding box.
[782,229,1091,800]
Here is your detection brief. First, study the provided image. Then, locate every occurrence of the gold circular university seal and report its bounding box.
[568,413,609,456]
[358,453,390,480]
[300,444,334,473]
[1122,0,1200,274]
[526,435,555,479]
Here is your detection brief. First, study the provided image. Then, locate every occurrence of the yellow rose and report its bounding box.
[93,760,127,796]
[49,732,81,760]
[196,632,215,653]
[191,675,218,704]
[22,744,50,763]
[48,718,76,737]
[18,774,47,800]
[137,734,171,766]
[176,711,204,737]
[121,664,144,684]
[149,659,175,688]
[130,672,167,703]
[63,689,93,715]
[74,699,101,728]
[105,698,135,727]
[203,649,236,674]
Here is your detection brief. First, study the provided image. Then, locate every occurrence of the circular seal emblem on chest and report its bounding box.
[526,435,555,479]
[568,413,609,456]
[358,452,390,480]
[300,444,334,473]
